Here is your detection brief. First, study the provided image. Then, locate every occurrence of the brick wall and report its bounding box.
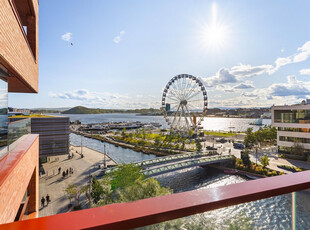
[0,135,39,224]
[0,0,38,93]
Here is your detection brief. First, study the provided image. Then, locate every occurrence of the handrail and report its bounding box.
[1,171,310,229]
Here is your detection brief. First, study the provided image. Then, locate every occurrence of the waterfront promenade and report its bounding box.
[39,146,117,217]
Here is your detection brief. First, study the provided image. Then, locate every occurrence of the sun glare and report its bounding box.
[199,3,230,51]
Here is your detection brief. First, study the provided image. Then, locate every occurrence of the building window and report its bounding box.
[278,127,310,133]
[0,65,8,160]
[279,136,310,144]
[274,109,310,123]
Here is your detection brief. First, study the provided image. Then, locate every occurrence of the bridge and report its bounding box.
[103,152,233,177]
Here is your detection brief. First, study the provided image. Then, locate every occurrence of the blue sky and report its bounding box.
[9,0,310,109]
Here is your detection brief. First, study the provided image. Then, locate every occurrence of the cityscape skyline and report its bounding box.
[9,0,310,109]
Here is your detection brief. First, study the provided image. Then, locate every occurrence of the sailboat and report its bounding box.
[250,115,263,126]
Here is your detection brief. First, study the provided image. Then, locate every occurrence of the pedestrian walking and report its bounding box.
[66,169,69,175]
[46,194,50,205]
[58,167,61,174]
[62,171,66,177]
[41,196,45,207]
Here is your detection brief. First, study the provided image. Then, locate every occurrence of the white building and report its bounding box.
[271,102,310,153]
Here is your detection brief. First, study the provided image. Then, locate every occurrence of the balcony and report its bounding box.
[0,170,309,229]
[0,0,39,93]
[0,134,39,224]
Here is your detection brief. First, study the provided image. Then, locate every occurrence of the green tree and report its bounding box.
[154,136,161,147]
[142,127,146,140]
[109,163,145,190]
[244,128,256,148]
[64,184,77,205]
[117,178,172,203]
[241,150,251,167]
[195,140,202,152]
[291,142,304,156]
[121,127,127,139]
[189,129,194,137]
[64,184,87,209]
[261,155,269,168]
[91,178,103,204]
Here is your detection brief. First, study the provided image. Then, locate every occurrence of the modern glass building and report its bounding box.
[272,102,310,154]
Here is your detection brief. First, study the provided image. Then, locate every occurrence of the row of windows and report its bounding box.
[278,127,310,133]
[274,110,310,123]
[279,136,310,144]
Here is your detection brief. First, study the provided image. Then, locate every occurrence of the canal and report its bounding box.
[70,133,310,229]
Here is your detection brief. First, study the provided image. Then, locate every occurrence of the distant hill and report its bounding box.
[61,106,162,114]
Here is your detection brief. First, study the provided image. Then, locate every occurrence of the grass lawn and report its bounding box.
[204,131,243,137]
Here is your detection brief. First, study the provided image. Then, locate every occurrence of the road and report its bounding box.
[200,139,310,173]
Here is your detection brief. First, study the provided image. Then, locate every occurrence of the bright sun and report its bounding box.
[200,3,230,51]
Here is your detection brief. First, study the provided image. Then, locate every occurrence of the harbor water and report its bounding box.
[55,113,271,132]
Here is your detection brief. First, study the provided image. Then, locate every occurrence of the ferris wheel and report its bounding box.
[162,74,208,134]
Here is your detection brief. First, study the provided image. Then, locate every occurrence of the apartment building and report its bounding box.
[271,101,310,154]
[0,0,39,224]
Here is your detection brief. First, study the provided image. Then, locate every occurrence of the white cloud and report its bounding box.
[113,30,126,44]
[203,68,237,87]
[268,76,310,97]
[300,69,310,75]
[230,64,272,78]
[233,82,255,89]
[242,92,258,98]
[61,32,73,42]
[270,41,310,74]
[281,48,285,53]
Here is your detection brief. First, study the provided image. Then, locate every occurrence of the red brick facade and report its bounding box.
[0,0,39,93]
[0,135,39,224]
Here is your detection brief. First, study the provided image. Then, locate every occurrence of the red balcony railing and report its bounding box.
[0,170,310,229]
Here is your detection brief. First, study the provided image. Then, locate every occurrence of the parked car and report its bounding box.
[206,146,217,150]
[233,142,245,149]
[215,138,227,143]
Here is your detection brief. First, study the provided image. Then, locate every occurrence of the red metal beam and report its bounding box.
[1,170,310,230]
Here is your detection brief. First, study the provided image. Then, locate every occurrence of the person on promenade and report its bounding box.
[46,194,50,205]
[62,171,66,177]
[58,167,61,174]
[41,196,45,207]
[66,169,69,175]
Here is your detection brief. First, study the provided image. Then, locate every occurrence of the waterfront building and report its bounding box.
[9,116,70,161]
[271,101,310,154]
[31,117,70,159]
[0,0,39,224]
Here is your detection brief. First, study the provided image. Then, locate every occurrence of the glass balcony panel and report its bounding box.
[136,190,310,230]
[8,118,31,150]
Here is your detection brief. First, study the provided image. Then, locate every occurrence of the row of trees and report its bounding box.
[244,126,277,148]
[116,128,202,151]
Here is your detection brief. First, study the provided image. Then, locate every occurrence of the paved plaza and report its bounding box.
[39,146,116,217]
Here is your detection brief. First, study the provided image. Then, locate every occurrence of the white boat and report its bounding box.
[250,116,263,126]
